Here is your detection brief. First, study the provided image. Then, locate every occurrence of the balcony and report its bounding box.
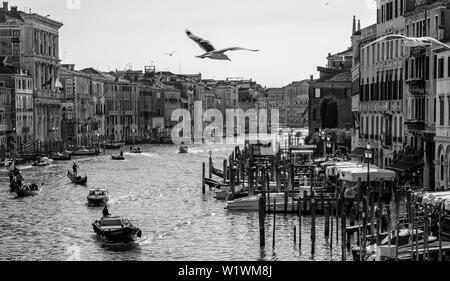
[389,100,403,112]
[34,90,63,105]
[360,101,389,112]
[405,119,425,131]
[406,78,425,95]
[22,127,30,134]
[0,125,9,132]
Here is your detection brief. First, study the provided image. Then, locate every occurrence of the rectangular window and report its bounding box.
[436,15,439,36]
[440,98,445,126]
[439,58,445,78]
[406,24,410,37]
[448,57,450,78]
[434,97,437,123]
[448,98,450,126]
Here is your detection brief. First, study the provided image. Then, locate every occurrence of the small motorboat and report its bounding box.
[72,147,98,156]
[179,146,188,154]
[92,216,142,243]
[15,182,43,197]
[111,155,125,161]
[67,170,88,185]
[87,189,109,206]
[32,157,53,167]
[51,152,72,161]
[103,143,122,150]
[130,147,142,154]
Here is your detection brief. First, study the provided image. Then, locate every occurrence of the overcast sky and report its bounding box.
[13,0,376,87]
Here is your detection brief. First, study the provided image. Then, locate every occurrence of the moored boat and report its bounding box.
[32,157,53,167]
[87,189,109,206]
[130,147,142,154]
[72,147,98,156]
[51,152,72,161]
[67,170,88,185]
[92,216,142,243]
[103,143,123,150]
[226,194,261,211]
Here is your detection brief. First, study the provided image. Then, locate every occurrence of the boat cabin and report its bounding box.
[99,217,131,228]
[89,189,108,196]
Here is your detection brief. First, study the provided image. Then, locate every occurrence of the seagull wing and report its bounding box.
[363,34,408,49]
[186,30,215,52]
[422,37,450,50]
[215,47,259,54]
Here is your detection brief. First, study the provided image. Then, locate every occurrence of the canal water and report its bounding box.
[0,135,350,261]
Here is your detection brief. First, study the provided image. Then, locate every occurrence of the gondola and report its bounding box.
[67,170,88,185]
[205,178,222,189]
[211,166,224,178]
[14,182,43,197]
[130,148,142,154]
[92,216,142,243]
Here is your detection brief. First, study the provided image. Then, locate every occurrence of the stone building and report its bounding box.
[285,80,309,128]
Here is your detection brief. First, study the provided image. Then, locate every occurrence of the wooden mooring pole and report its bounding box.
[202,162,206,195]
[325,204,330,238]
[259,196,265,247]
[273,198,276,249]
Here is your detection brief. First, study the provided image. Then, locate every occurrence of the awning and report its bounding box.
[349,147,366,158]
[386,160,424,173]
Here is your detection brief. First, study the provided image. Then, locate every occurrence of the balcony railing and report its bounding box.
[405,119,425,131]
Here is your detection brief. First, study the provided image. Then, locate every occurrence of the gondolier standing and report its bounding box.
[73,163,79,177]
[103,205,111,217]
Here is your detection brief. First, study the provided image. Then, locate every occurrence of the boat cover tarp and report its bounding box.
[421,192,450,210]
[326,162,396,182]
[386,160,424,173]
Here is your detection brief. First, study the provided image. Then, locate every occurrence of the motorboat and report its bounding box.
[51,152,72,161]
[87,189,109,206]
[179,146,188,154]
[103,143,122,150]
[226,194,262,211]
[32,157,53,167]
[92,216,142,243]
[351,228,437,261]
[72,147,98,156]
[111,154,125,161]
[67,170,88,185]
[130,147,142,154]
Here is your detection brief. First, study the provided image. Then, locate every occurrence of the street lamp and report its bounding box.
[327,135,332,158]
[365,144,373,188]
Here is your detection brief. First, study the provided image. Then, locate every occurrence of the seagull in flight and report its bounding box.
[164,50,177,57]
[185,30,259,61]
[363,34,450,50]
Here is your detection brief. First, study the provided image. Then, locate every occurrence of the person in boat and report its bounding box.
[72,163,79,177]
[103,205,111,217]
[16,171,24,187]
[120,150,123,157]
[130,146,133,151]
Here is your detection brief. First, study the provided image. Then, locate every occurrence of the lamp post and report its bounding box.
[327,135,332,159]
[365,144,373,188]
[321,131,326,158]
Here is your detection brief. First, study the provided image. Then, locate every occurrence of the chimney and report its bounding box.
[352,15,356,34]
[358,19,361,31]
[310,75,314,81]
[11,6,17,12]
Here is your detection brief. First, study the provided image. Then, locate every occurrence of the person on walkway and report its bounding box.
[72,163,79,177]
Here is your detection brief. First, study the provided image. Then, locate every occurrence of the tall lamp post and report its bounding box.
[327,135,332,159]
[365,144,373,188]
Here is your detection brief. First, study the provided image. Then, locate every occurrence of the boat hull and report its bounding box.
[226,195,261,211]
[87,196,109,206]
[111,155,125,160]
[15,187,40,197]
[92,222,142,243]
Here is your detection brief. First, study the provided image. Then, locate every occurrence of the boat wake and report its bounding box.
[140,152,160,158]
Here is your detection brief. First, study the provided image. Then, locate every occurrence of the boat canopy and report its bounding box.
[326,162,396,182]
[100,217,123,226]
[420,192,450,210]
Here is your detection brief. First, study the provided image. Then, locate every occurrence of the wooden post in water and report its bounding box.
[294,226,297,245]
[223,159,228,184]
[325,204,330,237]
[320,189,325,214]
[291,164,295,213]
[330,199,334,249]
[298,195,302,248]
[249,166,254,196]
[395,190,400,261]
[340,186,346,261]
[256,159,260,193]
[377,181,383,247]
[202,162,206,195]
[276,165,281,193]
[303,190,308,214]
[209,154,212,179]
[386,202,392,258]
[258,196,265,247]
[273,198,276,248]
[230,165,236,199]
[335,185,339,244]
[267,171,271,213]
[370,190,375,254]
[311,188,316,254]
[283,163,288,214]
[409,194,414,261]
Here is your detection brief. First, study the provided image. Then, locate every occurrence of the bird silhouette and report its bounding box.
[164,51,177,57]
[185,30,259,61]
